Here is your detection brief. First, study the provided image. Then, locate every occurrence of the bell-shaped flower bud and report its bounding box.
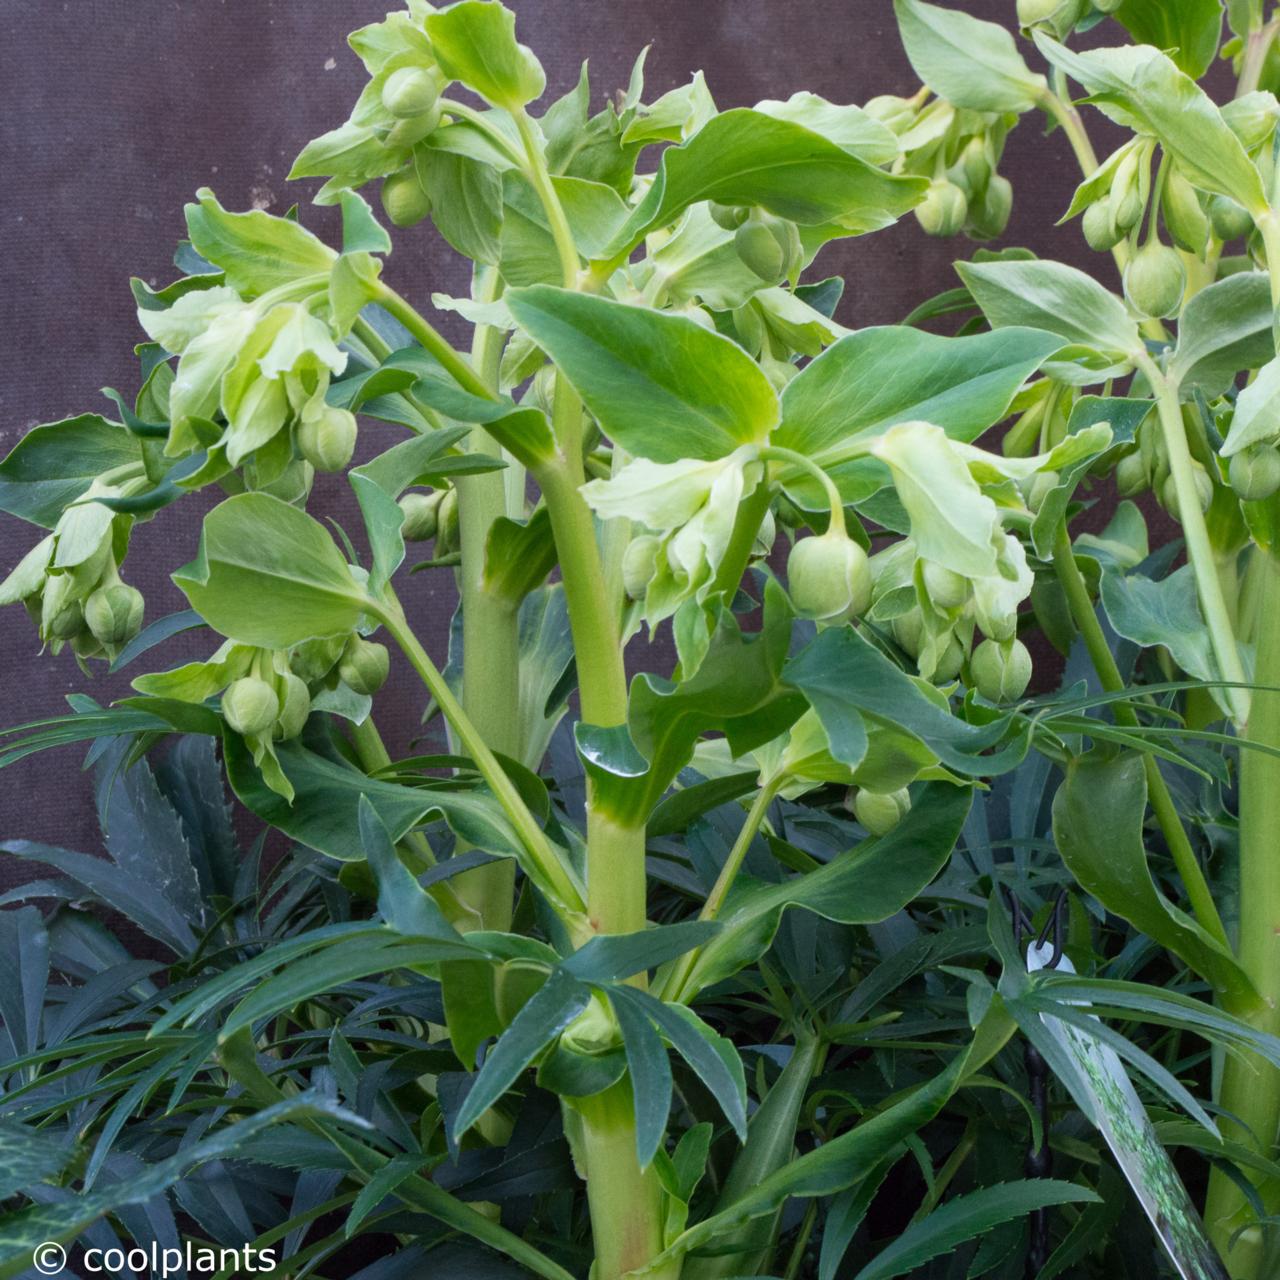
[922,560,969,611]
[381,167,432,228]
[1162,170,1209,257]
[623,534,661,601]
[1083,198,1125,251]
[1114,450,1151,497]
[853,786,911,836]
[382,66,441,119]
[223,676,280,737]
[1160,461,1214,519]
[915,179,968,237]
[1229,444,1280,502]
[339,636,390,696]
[399,489,444,541]
[1124,241,1186,319]
[787,532,872,622]
[296,406,358,473]
[970,637,1033,702]
[1208,194,1253,242]
[273,671,312,740]
[84,583,144,648]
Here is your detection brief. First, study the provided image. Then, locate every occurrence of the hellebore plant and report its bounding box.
[11,1,1280,1277]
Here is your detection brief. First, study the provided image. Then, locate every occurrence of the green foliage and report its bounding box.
[11,2,1280,1278]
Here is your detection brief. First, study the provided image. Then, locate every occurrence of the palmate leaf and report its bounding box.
[0,1094,366,1280]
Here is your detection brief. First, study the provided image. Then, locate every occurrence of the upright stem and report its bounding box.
[453,268,520,931]
[1050,526,1227,944]
[1206,552,1280,1275]
[1139,356,1252,727]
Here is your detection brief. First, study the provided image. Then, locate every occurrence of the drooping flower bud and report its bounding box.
[383,105,443,150]
[922,560,969,611]
[915,179,968,237]
[1229,444,1280,502]
[381,167,432,228]
[1160,462,1214,518]
[46,599,86,641]
[1162,170,1209,257]
[381,66,441,120]
[933,633,966,682]
[296,406,358,473]
[273,671,312,740]
[969,175,1012,241]
[1207,195,1253,242]
[787,532,872,622]
[399,490,443,541]
[1025,469,1059,513]
[84,583,144,647]
[339,636,390,696]
[1124,242,1186,319]
[853,787,911,836]
[961,136,993,197]
[734,213,800,283]
[1114,450,1150,497]
[223,676,280,737]
[970,637,1033,702]
[1083,199,1125,252]
[622,534,660,601]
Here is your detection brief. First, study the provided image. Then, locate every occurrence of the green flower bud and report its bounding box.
[915,179,968,237]
[383,103,443,150]
[968,174,1012,241]
[1162,170,1209,257]
[1208,194,1253,242]
[339,636,390,696]
[922,561,969,611]
[1114,450,1150,497]
[290,634,345,683]
[734,217,786,283]
[787,532,872,622]
[1160,462,1214,518]
[399,490,443,541]
[1083,199,1125,251]
[708,200,748,230]
[961,136,993,196]
[892,608,924,658]
[853,787,911,836]
[1124,242,1186,319]
[273,671,312,740]
[223,676,280,738]
[435,487,460,554]
[622,534,660,601]
[46,599,85,641]
[381,167,432,228]
[934,633,966,681]
[381,66,441,119]
[84,583,144,647]
[970,637,1033,702]
[1229,444,1280,502]
[296,406,358,473]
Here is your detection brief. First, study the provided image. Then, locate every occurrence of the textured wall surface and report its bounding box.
[0,0,1126,868]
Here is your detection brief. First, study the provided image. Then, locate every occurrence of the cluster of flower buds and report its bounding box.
[1113,407,1216,520]
[378,65,449,227]
[866,92,1013,241]
[0,488,144,665]
[289,632,391,699]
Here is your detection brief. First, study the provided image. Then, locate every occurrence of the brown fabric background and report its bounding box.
[0,0,1141,871]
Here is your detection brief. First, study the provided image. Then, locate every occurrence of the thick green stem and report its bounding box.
[572,1082,676,1280]
[1206,552,1280,1275]
[1051,526,1228,945]
[1140,356,1252,727]
[374,598,586,924]
[709,482,774,601]
[514,107,580,289]
[374,285,495,402]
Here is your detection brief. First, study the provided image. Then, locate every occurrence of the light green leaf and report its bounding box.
[775,325,1062,504]
[174,492,368,648]
[894,0,1047,112]
[956,258,1143,368]
[754,92,899,164]
[0,416,142,529]
[1100,563,1217,684]
[506,285,779,461]
[425,1,545,110]
[1112,0,1224,79]
[601,109,928,260]
[1223,354,1280,455]
[416,145,504,265]
[337,189,392,254]
[1169,272,1275,396]
[1034,34,1267,214]
[184,188,337,296]
[1053,750,1258,1007]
